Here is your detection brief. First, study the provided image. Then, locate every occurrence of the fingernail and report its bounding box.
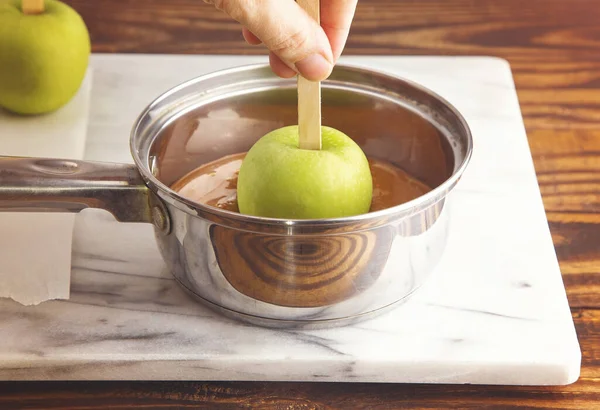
[295,54,332,81]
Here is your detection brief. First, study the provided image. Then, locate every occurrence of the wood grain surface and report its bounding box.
[2,0,599,408]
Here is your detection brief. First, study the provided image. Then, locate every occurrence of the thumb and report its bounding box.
[207,0,334,81]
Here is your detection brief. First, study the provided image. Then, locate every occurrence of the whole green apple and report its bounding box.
[237,125,373,219]
[0,0,90,115]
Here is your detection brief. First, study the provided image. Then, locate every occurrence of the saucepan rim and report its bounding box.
[129,62,473,229]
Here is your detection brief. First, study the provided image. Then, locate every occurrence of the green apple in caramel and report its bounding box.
[237,125,373,219]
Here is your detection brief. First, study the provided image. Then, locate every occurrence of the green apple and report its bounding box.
[0,0,90,115]
[237,125,373,219]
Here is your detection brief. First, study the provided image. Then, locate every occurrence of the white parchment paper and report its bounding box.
[0,69,92,305]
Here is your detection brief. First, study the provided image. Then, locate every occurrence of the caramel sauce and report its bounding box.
[368,157,432,211]
[171,153,243,213]
[170,153,431,214]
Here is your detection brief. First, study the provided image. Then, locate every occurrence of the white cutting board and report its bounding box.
[0,70,92,305]
[0,55,581,385]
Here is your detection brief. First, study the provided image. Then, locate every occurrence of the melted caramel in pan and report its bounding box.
[171,153,432,213]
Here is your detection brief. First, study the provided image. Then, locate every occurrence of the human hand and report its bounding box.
[204,0,358,81]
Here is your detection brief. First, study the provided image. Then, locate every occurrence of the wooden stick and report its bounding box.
[22,0,44,14]
[297,0,322,150]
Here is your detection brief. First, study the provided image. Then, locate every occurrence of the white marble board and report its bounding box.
[0,54,581,385]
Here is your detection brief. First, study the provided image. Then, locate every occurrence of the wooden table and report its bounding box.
[1,0,598,408]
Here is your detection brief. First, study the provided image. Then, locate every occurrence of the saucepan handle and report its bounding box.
[0,156,154,224]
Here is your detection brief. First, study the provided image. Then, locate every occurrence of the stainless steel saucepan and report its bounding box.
[0,64,472,328]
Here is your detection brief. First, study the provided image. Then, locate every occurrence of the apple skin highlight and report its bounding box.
[237,125,373,219]
[0,0,90,115]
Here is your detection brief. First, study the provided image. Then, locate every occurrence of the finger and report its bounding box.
[321,0,358,61]
[242,27,262,45]
[207,0,334,81]
[269,52,297,78]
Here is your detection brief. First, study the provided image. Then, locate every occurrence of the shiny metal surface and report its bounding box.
[0,157,153,224]
[156,195,449,326]
[133,63,472,326]
[0,63,472,328]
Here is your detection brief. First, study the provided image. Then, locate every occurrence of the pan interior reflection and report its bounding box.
[148,86,454,195]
